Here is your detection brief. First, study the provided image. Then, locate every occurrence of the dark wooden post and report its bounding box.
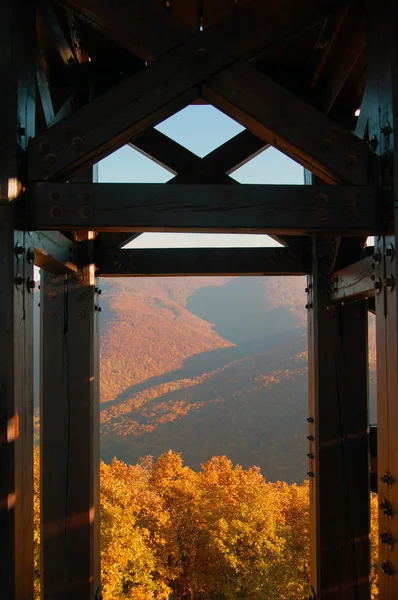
[367,0,398,595]
[40,259,100,600]
[0,1,36,598]
[307,236,370,599]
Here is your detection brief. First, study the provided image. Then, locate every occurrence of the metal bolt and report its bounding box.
[368,135,378,150]
[344,155,358,169]
[45,152,58,165]
[305,287,309,293]
[71,136,83,150]
[305,303,313,310]
[385,275,395,291]
[50,206,63,220]
[307,417,314,423]
[320,138,332,152]
[48,310,57,320]
[79,205,93,219]
[94,305,102,312]
[374,279,382,292]
[385,244,395,260]
[307,471,315,478]
[27,278,36,291]
[18,126,26,137]
[381,561,394,576]
[380,531,394,545]
[307,435,314,441]
[27,249,35,263]
[14,276,24,286]
[381,472,394,485]
[379,499,393,516]
[307,453,314,459]
[381,122,392,135]
[48,291,57,301]
[15,244,25,257]
[196,47,207,57]
[76,310,86,319]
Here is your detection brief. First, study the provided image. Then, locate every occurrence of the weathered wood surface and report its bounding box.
[368,1,398,593]
[307,237,370,600]
[29,0,347,181]
[203,62,374,185]
[330,254,376,301]
[96,246,308,277]
[28,182,380,234]
[0,1,35,598]
[30,230,76,273]
[40,266,100,600]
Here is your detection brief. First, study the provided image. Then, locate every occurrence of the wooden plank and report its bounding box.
[203,61,374,185]
[96,246,307,277]
[38,0,76,66]
[367,1,398,593]
[322,19,366,114]
[330,254,376,301]
[29,230,77,274]
[40,265,100,600]
[0,1,35,598]
[29,0,347,181]
[55,0,194,62]
[28,182,380,234]
[36,47,55,126]
[307,237,370,599]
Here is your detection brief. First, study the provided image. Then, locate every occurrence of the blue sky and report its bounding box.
[98,105,304,248]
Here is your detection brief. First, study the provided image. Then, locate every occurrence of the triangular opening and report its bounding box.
[125,233,282,249]
[155,105,244,157]
[98,144,174,183]
[230,147,305,184]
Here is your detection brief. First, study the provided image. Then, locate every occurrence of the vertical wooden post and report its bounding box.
[40,261,100,600]
[307,236,370,600]
[0,1,36,598]
[367,1,398,595]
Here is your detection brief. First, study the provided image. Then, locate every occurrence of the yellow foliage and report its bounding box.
[33,451,379,600]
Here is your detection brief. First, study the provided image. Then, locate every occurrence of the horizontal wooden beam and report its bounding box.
[28,182,380,235]
[203,62,374,185]
[96,246,308,277]
[29,230,77,273]
[29,0,345,181]
[330,255,376,301]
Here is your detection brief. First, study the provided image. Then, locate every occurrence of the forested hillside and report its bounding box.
[99,276,376,483]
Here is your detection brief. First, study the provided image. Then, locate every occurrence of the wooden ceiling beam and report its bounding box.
[28,182,380,235]
[96,246,308,277]
[54,0,193,62]
[29,0,347,182]
[203,61,375,185]
[38,0,76,66]
[130,129,198,175]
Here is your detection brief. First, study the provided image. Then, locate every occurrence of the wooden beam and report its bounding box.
[96,246,308,277]
[40,266,100,600]
[38,0,76,66]
[307,237,370,599]
[28,182,380,234]
[203,62,375,185]
[55,0,194,62]
[36,47,55,127]
[131,128,268,183]
[330,254,376,301]
[28,230,77,273]
[0,1,36,598]
[322,18,366,114]
[367,1,398,593]
[29,0,347,182]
